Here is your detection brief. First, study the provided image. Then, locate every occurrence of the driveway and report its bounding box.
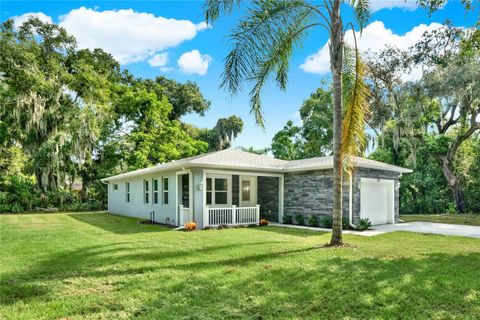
[270,222,480,238]
[350,222,480,238]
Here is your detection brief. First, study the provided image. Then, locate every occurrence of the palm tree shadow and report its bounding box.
[256,225,329,238]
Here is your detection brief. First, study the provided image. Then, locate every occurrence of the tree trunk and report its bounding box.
[329,0,344,246]
[441,157,466,213]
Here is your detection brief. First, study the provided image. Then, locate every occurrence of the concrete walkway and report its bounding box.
[269,222,480,239]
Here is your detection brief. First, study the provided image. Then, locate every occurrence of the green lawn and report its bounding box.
[1,213,479,320]
[401,214,480,226]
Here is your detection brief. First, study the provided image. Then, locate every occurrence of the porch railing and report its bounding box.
[207,205,260,227]
[178,205,193,225]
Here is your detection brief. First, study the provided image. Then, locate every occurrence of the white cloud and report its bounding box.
[57,7,208,64]
[300,21,444,81]
[148,52,169,67]
[13,12,53,28]
[370,0,418,12]
[177,50,212,75]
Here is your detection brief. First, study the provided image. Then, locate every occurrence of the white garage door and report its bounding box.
[360,178,394,225]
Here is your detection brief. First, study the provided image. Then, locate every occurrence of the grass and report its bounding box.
[1,212,480,320]
[401,213,480,226]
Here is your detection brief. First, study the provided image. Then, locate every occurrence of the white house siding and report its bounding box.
[107,170,178,225]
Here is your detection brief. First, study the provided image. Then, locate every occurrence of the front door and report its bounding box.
[239,176,257,207]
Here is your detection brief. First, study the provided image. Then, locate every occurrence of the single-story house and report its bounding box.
[101,149,412,228]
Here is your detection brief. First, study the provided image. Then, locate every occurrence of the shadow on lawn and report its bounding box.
[2,237,480,318]
[67,212,173,234]
[0,240,284,305]
[255,225,328,238]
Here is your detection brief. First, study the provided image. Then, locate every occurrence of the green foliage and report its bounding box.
[320,215,333,228]
[367,25,480,214]
[271,121,304,160]
[0,18,243,213]
[240,146,270,155]
[294,213,305,225]
[272,87,334,160]
[307,215,319,227]
[197,115,244,151]
[154,76,211,119]
[356,218,372,231]
[283,214,293,224]
[0,174,104,213]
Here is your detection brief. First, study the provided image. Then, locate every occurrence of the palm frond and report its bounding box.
[341,45,370,174]
[221,0,319,126]
[204,0,243,23]
[349,0,370,32]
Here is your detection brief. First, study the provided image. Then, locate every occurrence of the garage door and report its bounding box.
[360,178,394,225]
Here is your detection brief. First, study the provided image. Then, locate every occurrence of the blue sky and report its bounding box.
[1,1,477,149]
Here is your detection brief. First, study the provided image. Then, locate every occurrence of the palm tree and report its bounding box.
[204,0,370,245]
[215,115,244,150]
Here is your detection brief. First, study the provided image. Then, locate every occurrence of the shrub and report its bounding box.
[217,224,229,229]
[320,215,333,228]
[259,218,269,226]
[294,213,305,225]
[184,222,197,231]
[261,210,276,221]
[342,217,351,230]
[283,214,293,224]
[356,218,372,231]
[308,215,319,227]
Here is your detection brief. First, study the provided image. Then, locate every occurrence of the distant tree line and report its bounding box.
[0,18,243,212]
[272,24,480,214]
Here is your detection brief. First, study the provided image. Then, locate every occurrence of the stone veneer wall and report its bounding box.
[257,176,279,222]
[284,168,401,224]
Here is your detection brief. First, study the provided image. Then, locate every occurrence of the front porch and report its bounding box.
[176,169,284,228]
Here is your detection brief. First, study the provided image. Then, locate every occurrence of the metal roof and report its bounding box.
[101,148,412,182]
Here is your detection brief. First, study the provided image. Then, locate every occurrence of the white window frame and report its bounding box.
[125,182,130,203]
[144,179,150,204]
[162,177,169,205]
[206,174,231,206]
[152,178,159,205]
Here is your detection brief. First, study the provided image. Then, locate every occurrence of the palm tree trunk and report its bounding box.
[329,0,344,245]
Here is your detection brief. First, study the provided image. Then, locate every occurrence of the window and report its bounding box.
[113,184,118,191]
[126,182,130,203]
[181,174,189,207]
[144,180,149,204]
[163,177,169,205]
[242,180,250,201]
[152,178,159,204]
[206,177,228,205]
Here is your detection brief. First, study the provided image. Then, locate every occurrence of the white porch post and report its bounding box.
[256,204,260,224]
[278,175,284,223]
[202,169,208,228]
[188,171,193,219]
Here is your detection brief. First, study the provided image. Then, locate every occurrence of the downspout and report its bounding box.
[348,172,357,229]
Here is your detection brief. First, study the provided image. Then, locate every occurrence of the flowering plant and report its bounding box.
[259,219,269,226]
[184,222,197,231]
